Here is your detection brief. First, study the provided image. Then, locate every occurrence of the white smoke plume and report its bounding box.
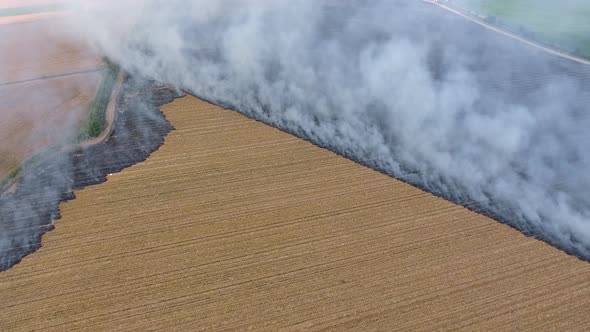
[17,0,590,258]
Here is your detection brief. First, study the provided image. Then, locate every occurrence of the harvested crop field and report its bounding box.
[1,95,589,331]
[0,19,99,84]
[0,13,101,181]
[0,73,100,180]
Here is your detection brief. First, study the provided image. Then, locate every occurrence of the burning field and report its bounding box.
[1,0,590,329]
[1,95,590,330]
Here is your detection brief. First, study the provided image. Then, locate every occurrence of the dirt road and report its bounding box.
[1,95,589,331]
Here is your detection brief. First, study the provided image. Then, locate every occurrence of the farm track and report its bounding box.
[1,95,590,330]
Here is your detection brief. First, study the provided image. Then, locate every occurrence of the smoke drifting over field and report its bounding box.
[70,0,590,256]
[2,0,589,265]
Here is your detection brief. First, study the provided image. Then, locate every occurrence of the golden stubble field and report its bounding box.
[0,8,101,180]
[0,95,589,331]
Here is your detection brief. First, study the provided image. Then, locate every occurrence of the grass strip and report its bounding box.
[85,58,120,138]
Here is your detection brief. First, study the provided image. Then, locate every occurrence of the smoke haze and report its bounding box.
[69,0,590,256]
[3,0,590,261]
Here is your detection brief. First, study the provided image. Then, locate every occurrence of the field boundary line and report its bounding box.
[0,68,103,87]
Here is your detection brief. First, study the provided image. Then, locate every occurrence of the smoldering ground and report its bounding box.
[70,0,590,257]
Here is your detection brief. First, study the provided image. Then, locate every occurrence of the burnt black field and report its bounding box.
[0,77,178,271]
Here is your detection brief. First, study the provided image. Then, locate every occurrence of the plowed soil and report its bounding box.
[1,95,589,331]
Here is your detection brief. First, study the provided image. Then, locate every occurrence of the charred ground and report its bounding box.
[0,76,178,271]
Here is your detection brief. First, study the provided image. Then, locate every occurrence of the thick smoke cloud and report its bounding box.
[66,0,590,257]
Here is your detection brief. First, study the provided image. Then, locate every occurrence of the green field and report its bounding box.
[0,4,64,18]
[454,0,590,58]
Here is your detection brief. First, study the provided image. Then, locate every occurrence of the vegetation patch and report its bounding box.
[454,0,590,58]
[84,58,120,138]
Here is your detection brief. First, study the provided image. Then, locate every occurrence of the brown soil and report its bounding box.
[1,95,589,331]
